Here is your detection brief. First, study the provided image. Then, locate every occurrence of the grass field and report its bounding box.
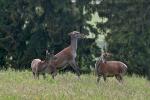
[0,69,150,100]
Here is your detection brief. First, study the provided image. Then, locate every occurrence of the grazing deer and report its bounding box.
[31,50,56,79]
[95,52,127,83]
[49,31,84,79]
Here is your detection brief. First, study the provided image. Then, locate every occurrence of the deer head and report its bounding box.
[103,52,112,59]
[100,51,113,63]
[45,50,55,61]
[68,31,84,38]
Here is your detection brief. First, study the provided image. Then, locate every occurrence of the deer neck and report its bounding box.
[70,38,78,53]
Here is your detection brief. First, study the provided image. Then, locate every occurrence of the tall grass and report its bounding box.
[0,69,149,100]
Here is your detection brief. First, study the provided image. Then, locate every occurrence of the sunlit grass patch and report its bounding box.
[0,70,149,100]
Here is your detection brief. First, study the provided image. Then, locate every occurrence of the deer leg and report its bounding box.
[35,73,39,79]
[51,67,57,79]
[115,75,123,83]
[97,74,101,83]
[115,75,119,81]
[42,73,46,79]
[51,71,57,79]
[49,65,57,79]
[103,75,107,81]
[118,74,123,83]
[52,73,55,79]
[32,72,35,79]
[70,61,80,78]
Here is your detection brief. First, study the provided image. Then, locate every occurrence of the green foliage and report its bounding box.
[96,0,150,78]
[1,0,150,78]
[0,0,99,71]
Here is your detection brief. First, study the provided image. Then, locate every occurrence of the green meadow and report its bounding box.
[0,69,149,100]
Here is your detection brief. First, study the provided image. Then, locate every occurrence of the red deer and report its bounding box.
[49,31,84,79]
[95,52,127,83]
[31,50,56,79]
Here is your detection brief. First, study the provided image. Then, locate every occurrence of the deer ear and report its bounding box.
[46,50,48,54]
[46,50,50,56]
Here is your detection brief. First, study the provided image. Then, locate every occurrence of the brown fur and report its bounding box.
[53,47,73,68]
[95,55,127,83]
[48,31,83,79]
[31,59,56,79]
[31,51,56,79]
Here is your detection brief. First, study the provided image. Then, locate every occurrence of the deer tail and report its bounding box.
[121,63,128,75]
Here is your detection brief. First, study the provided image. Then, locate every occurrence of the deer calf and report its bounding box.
[31,50,56,79]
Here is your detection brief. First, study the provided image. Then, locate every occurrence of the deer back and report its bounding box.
[53,47,74,68]
[100,61,127,75]
[31,59,41,73]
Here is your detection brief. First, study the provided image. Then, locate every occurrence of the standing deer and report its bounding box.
[49,31,84,79]
[31,50,56,79]
[95,52,127,83]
